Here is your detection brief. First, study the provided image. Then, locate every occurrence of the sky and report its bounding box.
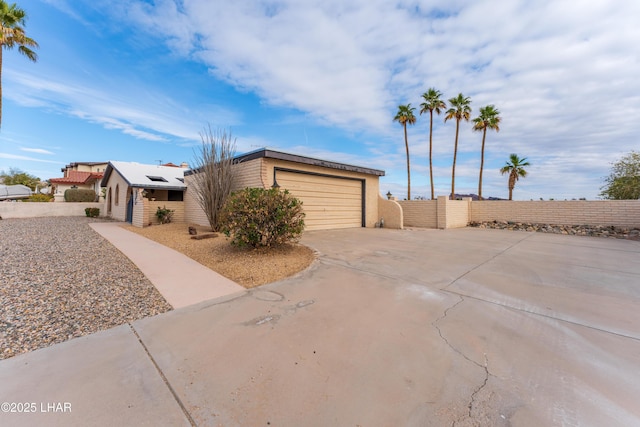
[1,0,639,200]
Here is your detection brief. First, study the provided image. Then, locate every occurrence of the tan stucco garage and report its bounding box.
[184,149,385,230]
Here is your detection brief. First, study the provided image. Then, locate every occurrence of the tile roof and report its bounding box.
[50,171,103,184]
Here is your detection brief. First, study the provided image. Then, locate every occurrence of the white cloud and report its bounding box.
[21,0,640,199]
[20,148,55,155]
[0,153,62,164]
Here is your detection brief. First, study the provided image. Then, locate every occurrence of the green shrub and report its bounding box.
[24,193,54,202]
[64,188,97,202]
[156,206,174,224]
[85,207,100,217]
[221,187,305,248]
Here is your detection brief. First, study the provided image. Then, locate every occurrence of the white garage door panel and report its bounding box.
[277,171,362,230]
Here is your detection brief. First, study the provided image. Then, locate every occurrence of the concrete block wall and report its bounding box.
[147,200,185,226]
[470,200,640,228]
[397,200,437,228]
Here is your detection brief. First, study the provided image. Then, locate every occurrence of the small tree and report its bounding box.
[190,126,236,231]
[0,0,39,127]
[0,167,39,189]
[221,188,305,248]
[600,151,640,200]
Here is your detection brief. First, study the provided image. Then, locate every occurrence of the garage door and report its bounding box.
[276,170,363,230]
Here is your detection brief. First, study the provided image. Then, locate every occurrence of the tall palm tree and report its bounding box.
[393,104,416,199]
[500,153,530,200]
[444,93,471,199]
[420,88,446,200]
[473,105,501,200]
[0,1,38,128]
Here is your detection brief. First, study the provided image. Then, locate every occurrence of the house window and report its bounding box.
[115,184,119,205]
[146,175,168,182]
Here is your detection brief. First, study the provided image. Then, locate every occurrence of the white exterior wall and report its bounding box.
[0,202,102,218]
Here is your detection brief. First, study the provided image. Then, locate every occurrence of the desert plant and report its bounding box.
[189,125,237,231]
[600,151,640,200]
[155,206,174,224]
[221,187,305,248]
[64,188,96,202]
[24,193,53,202]
[84,207,100,217]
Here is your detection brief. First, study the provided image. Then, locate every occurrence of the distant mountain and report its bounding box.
[453,193,504,201]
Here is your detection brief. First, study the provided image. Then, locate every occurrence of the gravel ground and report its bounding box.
[0,217,171,360]
[124,223,316,288]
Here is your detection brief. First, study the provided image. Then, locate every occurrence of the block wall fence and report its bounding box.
[396,197,640,229]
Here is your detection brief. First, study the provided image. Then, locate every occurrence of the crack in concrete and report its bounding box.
[434,297,493,426]
[443,232,534,291]
[468,354,490,419]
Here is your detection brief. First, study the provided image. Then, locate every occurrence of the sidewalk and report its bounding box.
[90,222,245,308]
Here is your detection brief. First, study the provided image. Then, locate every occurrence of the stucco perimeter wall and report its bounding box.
[0,202,102,218]
[471,200,640,228]
[378,196,403,229]
[263,158,381,228]
[397,200,437,228]
[183,159,265,227]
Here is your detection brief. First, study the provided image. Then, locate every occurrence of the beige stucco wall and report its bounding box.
[69,163,108,173]
[377,196,403,229]
[0,202,102,218]
[398,200,437,228]
[470,200,640,227]
[263,158,381,228]
[103,170,129,221]
[442,197,471,229]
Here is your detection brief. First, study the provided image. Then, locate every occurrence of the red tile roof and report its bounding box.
[50,170,103,184]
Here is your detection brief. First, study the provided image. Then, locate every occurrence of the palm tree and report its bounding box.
[0,1,38,128]
[393,104,416,199]
[473,105,501,200]
[420,88,446,200]
[500,153,530,200]
[444,93,471,199]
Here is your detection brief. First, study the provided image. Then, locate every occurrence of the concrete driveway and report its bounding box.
[2,228,640,426]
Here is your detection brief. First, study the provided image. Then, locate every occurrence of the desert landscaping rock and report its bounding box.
[0,217,171,359]
[469,220,640,240]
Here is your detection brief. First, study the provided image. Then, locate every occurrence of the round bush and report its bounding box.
[221,187,305,248]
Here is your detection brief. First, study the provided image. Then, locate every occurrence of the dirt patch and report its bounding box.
[123,223,316,288]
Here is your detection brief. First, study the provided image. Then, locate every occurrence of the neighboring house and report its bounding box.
[62,162,108,174]
[100,161,187,223]
[0,184,32,200]
[184,149,386,230]
[50,161,108,202]
[50,171,104,202]
[101,150,387,230]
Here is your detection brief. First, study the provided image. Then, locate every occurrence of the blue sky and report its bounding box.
[1,0,639,200]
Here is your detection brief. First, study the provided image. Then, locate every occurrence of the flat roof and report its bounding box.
[185,148,385,177]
